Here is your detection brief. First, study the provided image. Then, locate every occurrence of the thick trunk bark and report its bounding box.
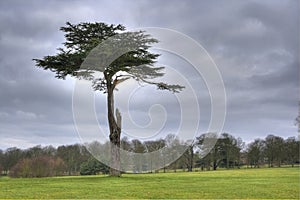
[107,84,121,177]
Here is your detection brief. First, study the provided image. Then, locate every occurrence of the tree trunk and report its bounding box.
[188,145,194,172]
[226,149,229,169]
[213,160,217,170]
[107,86,121,177]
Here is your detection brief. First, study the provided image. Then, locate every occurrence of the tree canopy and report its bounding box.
[34,22,183,93]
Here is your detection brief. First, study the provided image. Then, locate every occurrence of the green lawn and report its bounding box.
[0,167,299,199]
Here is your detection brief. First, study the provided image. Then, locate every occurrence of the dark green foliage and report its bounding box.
[60,22,125,50]
[34,22,124,80]
[33,22,183,93]
[80,158,109,175]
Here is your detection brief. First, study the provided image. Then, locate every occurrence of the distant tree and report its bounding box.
[179,141,195,172]
[295,101,300,133]
[119,137,133,171]
[164,134,182,172]
[80,158,109,175]
[24,145,56,158]
[32,156,50,177]
[223,134,244,168]
[86,141,111,169]
[264,135,284,167]
[284,137,299,167]
[218,133,242,169]
[144,139,166,153]
[9,156,65,178]
[2,147,23,174]
[143,139,166,173]
[24,145,44,158]
[131,139,146,173]
[196,133,221,170]
[246,139,264,168]
[57,144,88,175]
[9,158,31,178]
[196,133,242,170]
[53,157,67,176]
[121,137,133,152]
[132,139,146,154]
[187,143,195,172]
[234,137,245,168]
[34,22,183,176]
[42,145,57,157]
[0,150,3,175]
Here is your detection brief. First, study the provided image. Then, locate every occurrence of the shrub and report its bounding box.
[80,158,109,175]
[9,156,66,178]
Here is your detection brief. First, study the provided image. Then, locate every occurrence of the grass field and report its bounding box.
[0,167,299,199]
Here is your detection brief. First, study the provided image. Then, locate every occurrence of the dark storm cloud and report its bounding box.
[0,0,298,148]
[131,0,299,138]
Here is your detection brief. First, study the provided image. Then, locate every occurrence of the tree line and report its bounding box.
[0,133,298,178]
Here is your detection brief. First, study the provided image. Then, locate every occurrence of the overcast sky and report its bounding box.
[0,0,299,149]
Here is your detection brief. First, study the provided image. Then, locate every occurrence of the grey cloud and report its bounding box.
[0,0,298,149]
